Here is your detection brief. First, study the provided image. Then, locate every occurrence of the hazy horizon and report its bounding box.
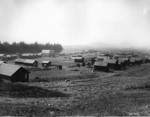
[0,0,150,49]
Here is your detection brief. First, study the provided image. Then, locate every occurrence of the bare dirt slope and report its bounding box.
[0,64,150,116]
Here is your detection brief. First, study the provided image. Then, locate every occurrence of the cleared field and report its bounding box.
[1,56,150,116]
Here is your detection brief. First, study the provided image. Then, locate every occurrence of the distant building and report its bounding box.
[42,60,51,68]
[0,63,30,82]
[96,56,110,61]
[42,50,55,57]
[15,58,26,65]
[23,59,38,67]
[0,54,5,60]
[94,61,109,72]
[71,55,84,63]
[104,59,117,70]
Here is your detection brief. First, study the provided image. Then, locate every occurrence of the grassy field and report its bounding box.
[2,56,150,116]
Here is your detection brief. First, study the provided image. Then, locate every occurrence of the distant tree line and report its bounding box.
[0,41,63,54]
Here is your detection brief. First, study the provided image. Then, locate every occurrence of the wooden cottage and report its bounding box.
[0,54,5,60]
[96,56,110,61]
[74,57,84,63]
[0,60,6,65]
[0,63,29,82]
[23,59,38,67]
[104,59,117,70]
[134,58,142,65]
[129,58,136,66]
[115,58,129,70]
[15,58,26,65]
[94,61,109,72]
[42,60,51,68]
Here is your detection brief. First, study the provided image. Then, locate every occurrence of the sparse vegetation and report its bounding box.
[1,50,150,116]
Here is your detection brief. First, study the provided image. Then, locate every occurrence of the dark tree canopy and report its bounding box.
[0,41,63,54]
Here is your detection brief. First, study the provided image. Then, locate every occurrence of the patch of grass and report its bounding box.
[125,82,150,90]
[0,103,63,116]
[0,82,70,98]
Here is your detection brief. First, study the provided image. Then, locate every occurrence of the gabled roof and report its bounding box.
[130,58,135,62]
[15,58,26,63]
[97,56,109,60]
[135,58,142,61]
[0,61,5,65]
[0,63,29,77]
[0,54,5,57]
[104,59,117,64]
[42,61,51,64]
[94,61,108,67]
[24,59,37,64]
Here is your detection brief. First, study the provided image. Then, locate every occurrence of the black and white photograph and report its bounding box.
[0,0,150,116]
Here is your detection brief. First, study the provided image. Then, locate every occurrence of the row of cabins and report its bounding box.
[93,56,143,72]
[15,59,38,67]
[20,53,41,59]
[15,59,52,68]
[0,54,17,61]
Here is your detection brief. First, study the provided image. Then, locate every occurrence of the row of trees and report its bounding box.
[0,42,63,54]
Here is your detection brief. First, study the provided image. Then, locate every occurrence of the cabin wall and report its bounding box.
[94,66,109,72]
[11,69,29,82]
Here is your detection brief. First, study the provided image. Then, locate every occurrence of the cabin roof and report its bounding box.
[24,59,37,64]
[104,59,117,64]
[42,61,51,63]
[0,63,29,77]
[0,61,5,65]
[15,58,26,63]
[94,61,108,67]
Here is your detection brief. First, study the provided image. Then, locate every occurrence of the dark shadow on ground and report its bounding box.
[0,103,63,116]
[0,82,70,98]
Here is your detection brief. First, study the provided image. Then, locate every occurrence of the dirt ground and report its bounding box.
[2,57,150,116]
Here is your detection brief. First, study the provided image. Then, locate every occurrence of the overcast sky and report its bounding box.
[0,0,150,48]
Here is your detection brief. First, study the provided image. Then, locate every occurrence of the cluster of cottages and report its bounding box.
[0,49,56,82]
[0,49,150,83]
[71,53,146,72]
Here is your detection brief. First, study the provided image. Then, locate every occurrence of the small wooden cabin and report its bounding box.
[15,58,26,65]
[74,57,84,63]
[42,61,51,67]
[104,59,117,70]
[129,58,136,66]
[0,54,5,60]
[0,63,30,82]
[23,59,38,67]
[94,61,109,72]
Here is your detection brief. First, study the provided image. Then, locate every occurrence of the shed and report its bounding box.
[0,63,29,82]
[0,54,5,60]
[129,58,136,66]
[116,57,129,70]
[104,59,117,70]
[96,56,110,61]
[94,61,109,72]
[23,59,38,67]
[74,57,84,63]
[134,58,142,65]
[15,58,26,65]
[0,60,5,65]
[42,60,51,67]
